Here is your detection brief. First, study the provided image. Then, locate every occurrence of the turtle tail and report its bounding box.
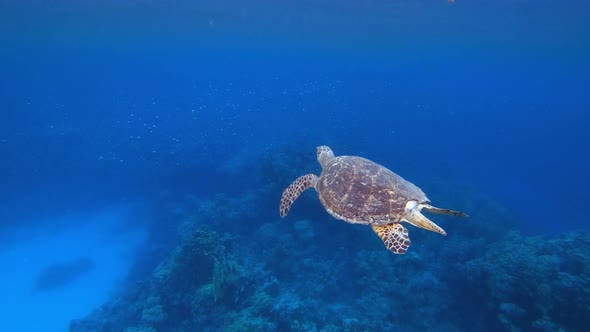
[280,174,318,218]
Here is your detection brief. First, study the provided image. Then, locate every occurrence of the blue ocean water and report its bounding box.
[1,1,589,331]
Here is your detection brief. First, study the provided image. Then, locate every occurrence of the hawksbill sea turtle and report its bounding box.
[279,146,468,254]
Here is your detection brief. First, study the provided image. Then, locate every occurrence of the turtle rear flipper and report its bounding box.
[422,204,468,217]
[404,203,447,236]
[280,174,318,218]
[371,223,411,254]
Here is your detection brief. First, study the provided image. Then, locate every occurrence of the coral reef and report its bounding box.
[459,232,590,331]
[70,147,590,332]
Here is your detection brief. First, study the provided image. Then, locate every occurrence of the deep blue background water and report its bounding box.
[2,0,589,231]
[0,0,589,330]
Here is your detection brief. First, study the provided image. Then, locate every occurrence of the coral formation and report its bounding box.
[70,146,590,332]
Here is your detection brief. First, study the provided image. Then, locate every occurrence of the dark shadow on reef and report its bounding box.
[32,256,95,294]
[70,144,590,332]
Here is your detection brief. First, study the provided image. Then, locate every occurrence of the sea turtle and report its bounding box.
[279,146,468,254]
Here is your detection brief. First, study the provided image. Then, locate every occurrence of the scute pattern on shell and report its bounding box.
[316,156,428,225]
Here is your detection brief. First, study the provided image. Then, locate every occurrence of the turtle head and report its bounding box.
[317,145,335,168]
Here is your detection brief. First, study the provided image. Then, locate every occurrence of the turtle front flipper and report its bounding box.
[371,223,412,254]
[280,174,319,218]
[422,204,468,217]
